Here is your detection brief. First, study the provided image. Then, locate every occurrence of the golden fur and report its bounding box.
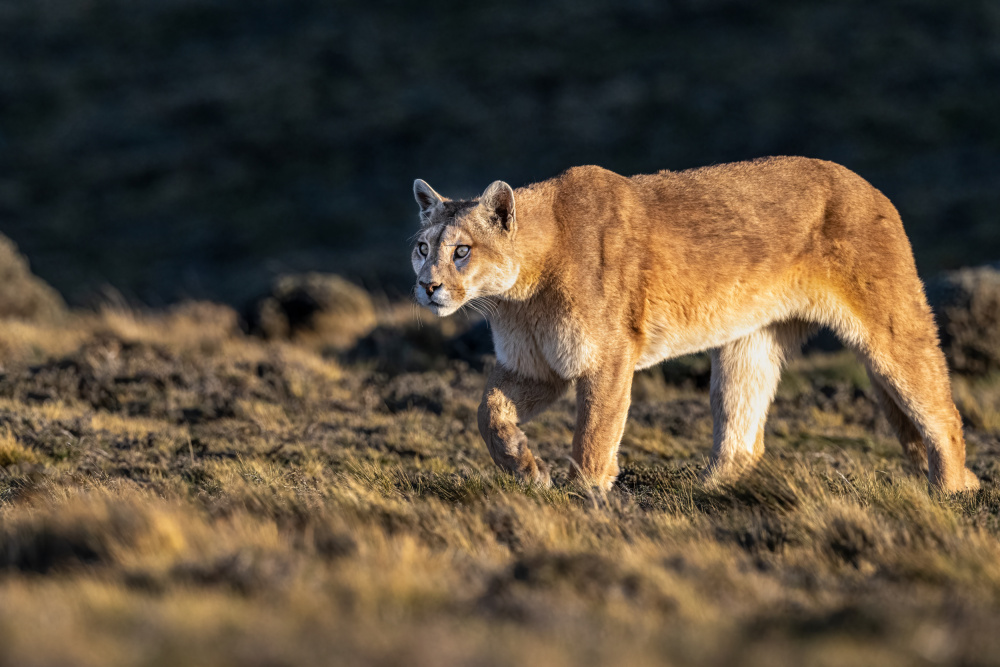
[411,157,980,493]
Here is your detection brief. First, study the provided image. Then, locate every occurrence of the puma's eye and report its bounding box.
[417,242,429,257]
[454,245,470,259]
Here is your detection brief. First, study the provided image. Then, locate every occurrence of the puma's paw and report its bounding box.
[699,465,729,491]
[518,457,552,489]
[566,465,617,493]
[700,459,752,490]
[964,467,981,491]
[597,474,617,493]
[934,467,982,493]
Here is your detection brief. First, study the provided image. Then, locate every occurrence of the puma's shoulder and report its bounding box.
[546,164,636,203]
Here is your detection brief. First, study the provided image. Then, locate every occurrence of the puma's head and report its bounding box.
[411,179,519,317]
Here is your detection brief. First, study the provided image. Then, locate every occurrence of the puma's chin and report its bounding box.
[426,300,462,317]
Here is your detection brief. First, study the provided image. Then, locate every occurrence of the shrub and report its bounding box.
[0,235,65,322]
[927,263,1000,376]
[243,273,376,349]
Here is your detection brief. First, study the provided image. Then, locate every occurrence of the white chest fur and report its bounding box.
[491,309,598,381]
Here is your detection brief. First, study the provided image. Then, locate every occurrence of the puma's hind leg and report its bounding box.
[828,265,979,492]
[704,321,810,485]
[852,326,979,492]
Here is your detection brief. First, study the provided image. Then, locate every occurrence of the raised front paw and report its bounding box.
[517,456,552,489]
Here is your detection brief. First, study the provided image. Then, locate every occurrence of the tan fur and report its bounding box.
[411,157,980,493]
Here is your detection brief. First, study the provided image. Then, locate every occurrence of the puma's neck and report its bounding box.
[502,184,558,302]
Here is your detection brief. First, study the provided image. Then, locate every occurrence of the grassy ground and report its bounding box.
[2,305,1000,666]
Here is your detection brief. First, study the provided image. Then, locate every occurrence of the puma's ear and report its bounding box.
[481,180,515,233]
[413,179,445,216]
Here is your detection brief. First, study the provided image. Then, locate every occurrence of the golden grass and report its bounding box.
[96,302,237,350]
[1,309,1000,665]
[0,314,94,363]
[90,412,184,439]
[0,427,38,466]
[0,396,89,422]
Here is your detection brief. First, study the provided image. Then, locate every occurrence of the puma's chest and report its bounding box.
[491,308,599,381]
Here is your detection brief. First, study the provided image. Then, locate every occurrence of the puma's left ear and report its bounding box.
[413,179,445,220]
[481,180,516,234]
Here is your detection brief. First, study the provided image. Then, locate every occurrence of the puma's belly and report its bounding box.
[635,320,743,369]
[493,281,812,377]
[635,289,804,370]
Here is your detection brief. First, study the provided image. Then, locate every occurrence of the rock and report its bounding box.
[243,273,376,349]
[344,318,495,375]
[344,322,452,375]
[927,263,1000,376]
[0,234,66,322]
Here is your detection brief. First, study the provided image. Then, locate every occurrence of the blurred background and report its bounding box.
[1,0,998,308]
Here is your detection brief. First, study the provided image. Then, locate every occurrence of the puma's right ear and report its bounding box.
[413,179,445,216]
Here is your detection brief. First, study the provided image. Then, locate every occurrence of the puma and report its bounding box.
[410,157,979,493]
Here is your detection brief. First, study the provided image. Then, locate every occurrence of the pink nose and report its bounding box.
[419,280,441,297]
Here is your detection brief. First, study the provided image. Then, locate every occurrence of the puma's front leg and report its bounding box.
[478,364,567,487]
[571,351,636,491]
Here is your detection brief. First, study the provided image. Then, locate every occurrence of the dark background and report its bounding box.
[1,0,998,307]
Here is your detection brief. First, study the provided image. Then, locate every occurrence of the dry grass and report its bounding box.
[0,315,93,364]
[1,306,1000,666]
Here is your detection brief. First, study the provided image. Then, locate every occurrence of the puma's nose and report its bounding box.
[419,280,441,297]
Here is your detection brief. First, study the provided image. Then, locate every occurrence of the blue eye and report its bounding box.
[418,242,429,256]
[454,245,470,259]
